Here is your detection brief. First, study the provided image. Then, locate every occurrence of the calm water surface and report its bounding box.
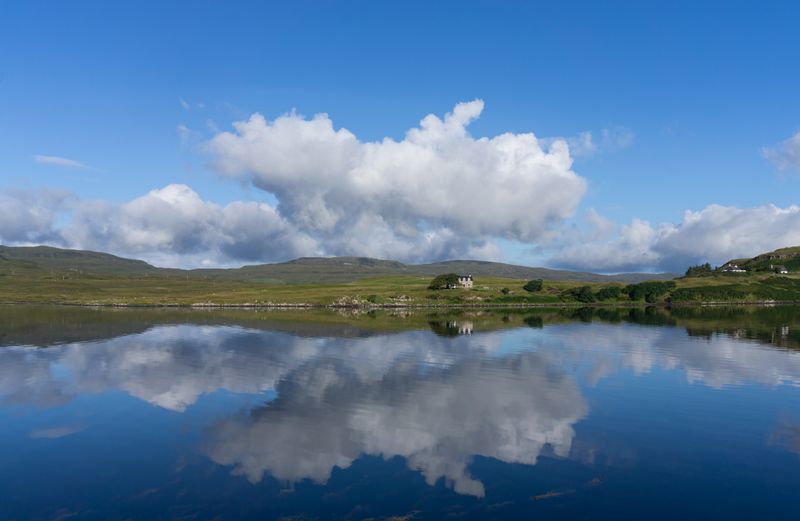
[2,306,800,520]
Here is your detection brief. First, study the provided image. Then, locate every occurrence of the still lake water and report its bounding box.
[2,306,800,520]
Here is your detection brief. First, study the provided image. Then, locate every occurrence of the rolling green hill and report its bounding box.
[735,247,800,273]
[198,256,676,284]
[406,260,670,284]
[4,244,800,306]
[0,245,676,284]
[684,246,800,276]
[0,245,168,276]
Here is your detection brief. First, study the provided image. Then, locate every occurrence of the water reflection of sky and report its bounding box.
[2,317,800,519]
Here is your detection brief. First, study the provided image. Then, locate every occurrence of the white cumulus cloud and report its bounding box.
[3,102,591,266]
[62,184,317,266]
[0,189,73,245]
[206,100,587,258]
[0,185,316,267]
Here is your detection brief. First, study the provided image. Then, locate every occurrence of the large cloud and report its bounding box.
[206,100,587,258]
[0,184,316,267]
[8,102,796,272]
[0,189,72,245]
[1,102,588,266]
[62,184,317,266]
[552,204,800,272]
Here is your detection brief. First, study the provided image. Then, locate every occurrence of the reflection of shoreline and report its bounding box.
[4,316,800,412]
[2,313,800,421]
[3,304,800,350]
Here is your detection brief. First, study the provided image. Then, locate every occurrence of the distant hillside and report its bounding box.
[0,245,676,283]
[738,247,800,272]
[0,245,165,275]
[199,256,674,283]
[407,260,671,284]
[201,256,410,283]
[719,246,800,273]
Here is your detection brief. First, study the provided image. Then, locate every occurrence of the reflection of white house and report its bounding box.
[721,264,747,273]
[458,320,474,334]
[458,275,473,288]
[446,320,474,334]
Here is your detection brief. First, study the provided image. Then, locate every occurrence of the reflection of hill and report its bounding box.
[668,306,800,350]
[550,306,800,351]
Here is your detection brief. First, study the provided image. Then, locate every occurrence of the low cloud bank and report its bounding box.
[552,204,800,272]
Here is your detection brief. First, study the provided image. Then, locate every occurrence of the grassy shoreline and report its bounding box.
[4,271,800,308]
[3,299,800,309]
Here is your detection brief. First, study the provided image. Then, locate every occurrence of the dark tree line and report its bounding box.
[428,273,461,290]
[561,280,677,303]
[685,263,713,277]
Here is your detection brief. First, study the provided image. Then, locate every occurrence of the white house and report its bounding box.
[721,264,747,273]
[458,275,473,288]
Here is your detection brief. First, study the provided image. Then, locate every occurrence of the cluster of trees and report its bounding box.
[522,279,543,292]
[561,281,677,303]
[429,274,679,303]
[623,281,677,302]
[562,285,597,302]
[595,286,622,300]
[685,263,714,277]
[428,273,461,290]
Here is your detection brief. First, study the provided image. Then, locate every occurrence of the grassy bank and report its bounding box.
[3,267,800,307]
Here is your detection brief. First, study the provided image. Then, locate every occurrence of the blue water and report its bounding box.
[2,307,800,520]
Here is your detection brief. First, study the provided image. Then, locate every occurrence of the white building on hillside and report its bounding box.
[458,275,473,288]
[771,264,790,274]
[721,264,747,273]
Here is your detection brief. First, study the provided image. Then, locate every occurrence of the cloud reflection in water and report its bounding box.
[3,320,800,496]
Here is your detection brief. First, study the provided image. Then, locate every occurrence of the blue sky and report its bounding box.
[2,1,800,271]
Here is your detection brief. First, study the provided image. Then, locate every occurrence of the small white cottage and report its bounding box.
[457,275,474,288]
[721,264,746,273]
